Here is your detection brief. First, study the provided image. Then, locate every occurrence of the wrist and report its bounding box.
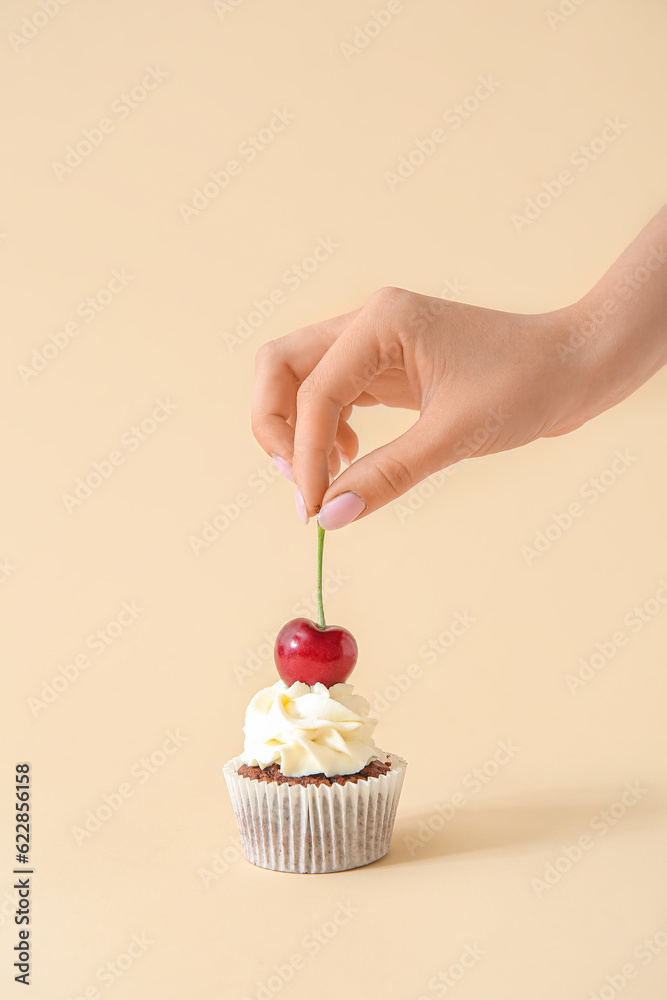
[530,300,613,436]
[576,269,667,409]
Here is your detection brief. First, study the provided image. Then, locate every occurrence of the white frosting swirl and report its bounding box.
[240,680,380,777]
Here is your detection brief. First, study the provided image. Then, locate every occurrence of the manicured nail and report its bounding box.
[271,453,294,483]
[338,449,351,467]
[318,491,366,530]
[295,488,309,525]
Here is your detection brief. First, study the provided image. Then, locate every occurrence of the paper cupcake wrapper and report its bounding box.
[223,752,407,874]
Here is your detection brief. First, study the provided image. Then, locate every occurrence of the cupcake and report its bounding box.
[224,678,407,873]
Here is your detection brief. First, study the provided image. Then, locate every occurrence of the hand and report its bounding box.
[251,208,667,528]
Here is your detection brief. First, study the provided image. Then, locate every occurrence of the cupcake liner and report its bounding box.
[223,752,407,874]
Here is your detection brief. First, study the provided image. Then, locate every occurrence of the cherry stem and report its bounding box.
[317,523,326,629]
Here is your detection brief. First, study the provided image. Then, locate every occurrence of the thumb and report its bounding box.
[317,410,450,529]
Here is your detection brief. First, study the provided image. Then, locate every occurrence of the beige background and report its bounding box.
[2,0,667,997]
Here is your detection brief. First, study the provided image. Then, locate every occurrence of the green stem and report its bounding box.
[317,523,326,629]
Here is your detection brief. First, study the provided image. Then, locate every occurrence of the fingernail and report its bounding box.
[318,491,366,530]
[295,488,309,525]
[271,453,294,483]
[338,449,351,467]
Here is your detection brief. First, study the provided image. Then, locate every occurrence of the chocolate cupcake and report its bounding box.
[223,680,407,873]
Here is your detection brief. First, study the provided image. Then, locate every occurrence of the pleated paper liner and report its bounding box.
[223,752,407,873]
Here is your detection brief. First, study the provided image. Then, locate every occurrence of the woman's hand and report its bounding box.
[251,208,667,529]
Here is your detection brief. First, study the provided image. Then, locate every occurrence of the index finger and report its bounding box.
[250,309,360,467]
[292,313,385,515]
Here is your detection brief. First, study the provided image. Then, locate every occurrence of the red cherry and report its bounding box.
[274,617,358,688]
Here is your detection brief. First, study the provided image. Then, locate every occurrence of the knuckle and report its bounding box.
[365,287,413,357]
[250,407,271,443]
[373,455,413,499]
[296,373,343,419]
[368,285,405,310]
[249,410,264,438]
[254,339,278,366]
[296,377,317,407]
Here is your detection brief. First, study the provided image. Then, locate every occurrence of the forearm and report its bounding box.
[573,206,667,414]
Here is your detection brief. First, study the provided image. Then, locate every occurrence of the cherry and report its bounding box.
[274,617,358,688]
[273,523,358,688]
